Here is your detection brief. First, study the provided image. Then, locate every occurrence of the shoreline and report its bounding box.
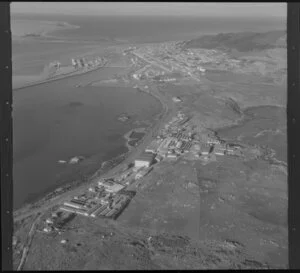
[11,18,80,41]
[123,127,146,151]
[13,59,109,91]
[13,74,285,217]
[13,80,171,220]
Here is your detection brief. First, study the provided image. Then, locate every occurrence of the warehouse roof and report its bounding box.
[200,143,211,153]
[135,152,156,162]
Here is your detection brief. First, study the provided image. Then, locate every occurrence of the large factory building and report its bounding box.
[134,152,156,168]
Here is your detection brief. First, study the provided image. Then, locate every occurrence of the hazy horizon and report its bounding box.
[11,2,286,18]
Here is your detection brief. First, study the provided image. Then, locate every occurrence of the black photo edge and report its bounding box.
[1,1,13,271]
[287,1,300,270]
[0,1,299,270]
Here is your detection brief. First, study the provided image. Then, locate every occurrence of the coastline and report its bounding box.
[13,79,170,220]
[11,19,80,41]
[13,62,286,217]
[13,59,109,91]
[123,127,146,151]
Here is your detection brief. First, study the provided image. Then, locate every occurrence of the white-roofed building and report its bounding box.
[98,180,125,193]
[134,152,155,168]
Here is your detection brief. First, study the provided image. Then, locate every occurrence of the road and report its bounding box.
[16,213,42,271]
[14,82,176,223]
[132,52,172,73]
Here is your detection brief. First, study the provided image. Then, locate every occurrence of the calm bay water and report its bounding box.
[12,13,285,44]
[13,68,162,208]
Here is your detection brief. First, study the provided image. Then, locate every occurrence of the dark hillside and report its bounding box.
[183,30,286,52]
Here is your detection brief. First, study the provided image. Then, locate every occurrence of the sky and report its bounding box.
[11,2,286,18]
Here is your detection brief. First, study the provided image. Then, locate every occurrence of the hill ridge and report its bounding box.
[183,29,286,52]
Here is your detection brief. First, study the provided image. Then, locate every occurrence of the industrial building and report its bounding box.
[98,180,125,193]
[213,143,227,156]
[155,154,163,162]
[166,153,178,160]
[213,147,226,156]
[134,152,156,168]
[145,139,163,153]
[135,166,153,180]
[60,205,89,216]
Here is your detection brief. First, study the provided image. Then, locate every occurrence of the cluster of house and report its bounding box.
[133,70,178,83]
[131,43,208,80]
[131,41,256,83]
[132,67,170,81]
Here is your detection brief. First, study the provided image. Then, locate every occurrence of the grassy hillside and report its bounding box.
[183,30,286,52]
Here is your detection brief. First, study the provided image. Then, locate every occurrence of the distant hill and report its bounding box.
[183,30,286,52]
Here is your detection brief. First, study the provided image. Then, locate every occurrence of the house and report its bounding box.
[172,96,182,103]
[166,153,177,160]
[226,149,235,155]
[155,154,163,162]
[134,152,155,168]
[43,226,52,233]
[45,218,53,224]
[145,139,162,153]
[213,144,226,156]
[207,138,220,145]
[198,66,206,72]
[12,236,18,247]
[214,148,225,156]
[199,143,211,155]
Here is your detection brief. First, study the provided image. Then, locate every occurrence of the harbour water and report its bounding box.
[13,68,162,209]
